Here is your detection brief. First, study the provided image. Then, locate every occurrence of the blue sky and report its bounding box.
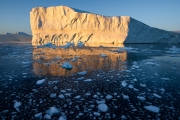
[0,0,180,35]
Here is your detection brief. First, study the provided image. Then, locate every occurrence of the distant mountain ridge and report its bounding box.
[0,32,32,43]
[30,5,180,44]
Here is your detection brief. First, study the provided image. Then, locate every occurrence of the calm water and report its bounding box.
[0,43,180,119]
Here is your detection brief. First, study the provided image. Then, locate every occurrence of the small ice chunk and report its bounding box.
[140,83,146,87]
[44,114,51,119]
[35,112,42,119]
[14,101,21,112]
[58,115,67,120]
[161,77,170,80]
[128,84,134,89]
[106,94,113,100]
[121,115,127,119]
[121,81,127,87]
[137,96,146,101]
[59,94,65,99]
[84,79,92,82]
[159,88,165,92]
[61,62,73,70]
[96,100,106,104]
[85,92,91,96]
[153,93,162,98]
[74,95,81,99]
[14,101,21,108]
[98,103,108,112]
[46,107,60,116]
[144,105,160,113]
[122,94,129,100]
[93,112,101,116]
[77,71,87,75]
[77,77,84,80]
[36,79,45,85]
[50,93,56,98]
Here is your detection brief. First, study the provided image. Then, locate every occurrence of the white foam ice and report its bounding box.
[36,79,45,85]
[77,71,87,75]
[121,81,127,87]
[61,62,73,70]
[137,96,146,101]
[46,107,60,116]
[153,93,162,98]
[144,105,160,113]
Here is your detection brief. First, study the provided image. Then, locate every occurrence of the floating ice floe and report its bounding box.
[106,94,113,100]
[77,71,87,75]
[77,77,84,80]
[14,101,21,112]
[98,104,108,112]
[35,112,42,119]
[122,94,129,100]
[140,83,146,87]
[46,107,60,116]
[50,93,56,98]
[161,77,170,80]
[61,62,73,70]
[36,79,45,85]
[74,95,81,99]
[121,81,127,87]
[58,94,65,99]
[144,105,160,113]
[137,96,146,101]
[96,100,106,104]
[153,93,162,98]
[22,61,31,64]
[166,46,180,54]
[84,79,92,82]
[128,84,134,89]
[58,115,67,120]
[93,112,101,116]
[44,114,51,119]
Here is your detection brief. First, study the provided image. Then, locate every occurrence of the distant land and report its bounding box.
[30,5,180,44]
[0,32,32,43]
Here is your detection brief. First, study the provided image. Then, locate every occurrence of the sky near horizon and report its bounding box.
[0,0,180,35]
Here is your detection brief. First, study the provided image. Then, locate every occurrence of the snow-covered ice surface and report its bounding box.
[0,43,180,119]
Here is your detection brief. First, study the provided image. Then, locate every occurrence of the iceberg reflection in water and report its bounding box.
[0,43,180,119]
[33,46,127,76]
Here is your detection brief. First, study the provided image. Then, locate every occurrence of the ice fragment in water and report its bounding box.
[46,107,60,116]
[50,93,56,98]
[35,112,42,119]
[137,96,146,101]
[128,84,134,88]
[106,94,113,100]
[61,62,73,70]
[153,93,162,98]
[98,103,108,112]
[58,115,67,120]
[77,71,87,75]
[59,94,65,99]
[93,112,101,116]
[36,79,45,85]
[44,114,51,119]
[14,101,21,112]
[122,94,129,99]
[121,81,127,87]
[84,79,92,82]
[144,105,160,113]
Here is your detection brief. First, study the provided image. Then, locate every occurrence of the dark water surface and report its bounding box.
[0,43,180,119]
